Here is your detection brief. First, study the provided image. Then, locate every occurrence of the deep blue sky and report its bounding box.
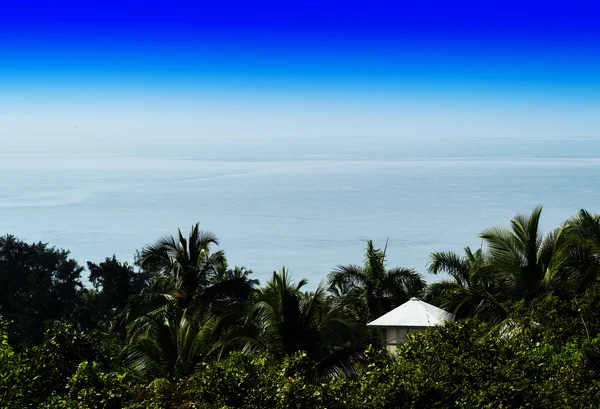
[1,1,600,139]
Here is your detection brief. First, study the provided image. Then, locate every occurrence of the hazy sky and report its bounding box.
[2,1,600,143]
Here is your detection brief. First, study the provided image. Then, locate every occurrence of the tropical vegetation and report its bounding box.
[2,207,600,408]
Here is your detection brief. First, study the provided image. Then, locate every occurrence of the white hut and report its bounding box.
[367,297,453,353]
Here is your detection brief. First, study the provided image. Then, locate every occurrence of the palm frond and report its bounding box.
[428,251,471,286]
[385,267,426,296]
[422,280,460,306]
[327,265,366,290]
[125,275,177,321]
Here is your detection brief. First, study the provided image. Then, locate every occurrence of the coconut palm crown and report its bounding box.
[327,240,426,323]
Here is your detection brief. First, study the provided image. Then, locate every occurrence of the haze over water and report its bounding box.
[2,135,599,285]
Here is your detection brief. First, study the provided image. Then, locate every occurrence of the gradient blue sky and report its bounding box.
[2,1,600,140]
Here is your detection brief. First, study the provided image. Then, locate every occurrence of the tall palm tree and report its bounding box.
[424,207,600,325]
[227,268,359,374]
[479,206,571,305]
[210,264,259,287]
[427,246,483,289]
[124,225,258,380]
[138,223,226,304]
[563,209,600,292]
[129,224,255,318]
[122,305,217,382]
[451,206,582,324]
[569,210,600,249]
[423,247,502,320]
[327,240,426,323]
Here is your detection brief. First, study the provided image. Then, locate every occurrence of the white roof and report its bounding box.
[367,297,454,327]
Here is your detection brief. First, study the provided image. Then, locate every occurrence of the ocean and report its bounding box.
[2,135,600,286]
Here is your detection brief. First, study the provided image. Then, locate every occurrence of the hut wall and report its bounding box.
[384,327,428,353]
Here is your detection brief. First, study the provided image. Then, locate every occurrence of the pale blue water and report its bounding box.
[2,136,600,286]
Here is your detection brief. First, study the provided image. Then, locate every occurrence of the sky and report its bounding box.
[1,1,600,141]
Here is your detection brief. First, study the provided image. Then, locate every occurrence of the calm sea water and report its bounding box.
[2,136,600,286]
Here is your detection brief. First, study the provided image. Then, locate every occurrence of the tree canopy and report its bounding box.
[2,208,600,408]
[0,235,83,345]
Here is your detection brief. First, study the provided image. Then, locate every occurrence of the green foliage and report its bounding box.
[227,268,365,376]
[426,207,600,326]
[0,317,13,361]
[0,317,18,405]
[328,240,426,323]
[88,256,154,308]
[0,319,119,408]
[0,235,83,345]
[137,223,225,306]
[38,361,132,409]
[146,351,335,409]
[5,286,600,408]
[122,306,218,381]
[74,256,156,336]
[424,246,492,319]
[122,225,258,381]
[4,209,600,408]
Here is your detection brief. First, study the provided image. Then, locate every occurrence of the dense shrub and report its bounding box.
[4,307,600,408]
[2,212,600,408]
[0,320,122,408]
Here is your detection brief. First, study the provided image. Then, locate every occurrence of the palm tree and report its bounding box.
[456,206,583,324]
[563,209,600,292]
[129,224,256,317]
[122,305,217,382]
[423,207,600,325]
[327,240,426,323]
[211,264,259,287]
[138,223,226,305]
[479,206,572,305]
[227,268,360,374]
[568,209,600,249]
[123,225,258,380]
[423,247,502,320]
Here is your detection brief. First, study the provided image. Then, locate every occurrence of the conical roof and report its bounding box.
[367,297,453,327]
